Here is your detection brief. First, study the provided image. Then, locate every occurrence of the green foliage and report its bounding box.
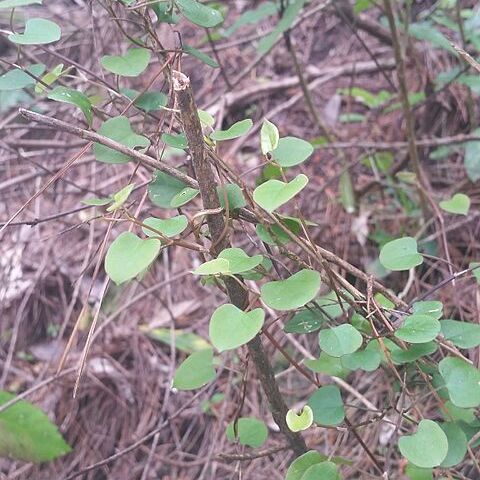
[122,88,168,112]
[101,48,151,77]
[217,184,246,210]
[209,304,264,351]
[148,171,188,208]
[379,237,423,271]
[260,270,321,311]
[439,193,470,215]
[301,462,342,480]
[318,325,363,357]
[285,451,329,480]
[140,327,210,353]
[305,352,350,378]
[173,348,216,390]
[0,64,45,90]
[260,118,279,155]
[395,314,441,343]
[439,422,467,467]
[0,0,41,7]
[440,319,480,349]
[105,232,161,285]
[439,357,480,408]
[210,119,253,141]
[107,183,135,212]
[47,87,93,125]
[286,406,313,432]
[176,0,223,28]
[170,187,199,207]
[94,116,150,163]
[183,44,219,68]
[0,391,71,462]
[308,385,345,426]
[8,18,61,45]
[224,1,277,37]
[464,132,480,182]
[253,174,308,212]
[142,215,188,238]
[271,137,314,167]
[225,417,268,447]
[284,308,325,334]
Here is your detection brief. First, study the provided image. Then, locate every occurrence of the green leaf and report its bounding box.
[209,304,264,351]
[170,187,199,207]
[305,352,350,378]
[308,385,345,426]
[8,18,61,45]
[217,184,246,210]
[140,327,210,353]
[285,451,328,480]
[379,237,423,271]
[81,196,112,206]
[258,0,307,54]
[439,193,470,215]
[440,319,480,349]
[148,171,187,208]
[218,248,263,274]
[464,131,480,182]
[226,417,267,447]
[389,341,437,365]
[398,420,448,468]
[260,118,279,154]
[101,48,151,77]
[441,401,477,424]
[439,422,467,467]
[255,217,302,245]
[341,341,381,372]
[318,324,363,357]
[93,116,150,163]
[105,232,161,285]
[412,301,443,320]
[176,0,223,28]
[409,22,454,53]
[0,391,71,462]
[286,405,313,432]
[253,174,308,212]
[302,462,342,480]
[271,136,314,167]
[339,170,355,214]
[142,215,188,238]
[210,119,253,141]
[162,132,188,149]
[48,86,93,125]
[284,308,325,334]
[261,269,321,311]
[173,348,215,390]
[35,63,64,93]
[122,88,167,112]
[193,258,230,276]
[183,44,219,68]
[439,357,480,408]
[0,0,41,8]
[0,64,45,91]
[198,109,215,127]
[224,1,277,37]
[395,314,441,344]
[405,464,433,480]
[106,183,135,212]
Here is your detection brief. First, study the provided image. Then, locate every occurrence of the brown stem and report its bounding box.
[172,70,307,457]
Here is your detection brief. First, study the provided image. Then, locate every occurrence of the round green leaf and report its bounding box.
[439,357,480,408]
[439,193,470,215]
[105,232,161,285]
[253,174,308,212]
[308,385,345,426]
[101,48,150,77]
[176,0,223,27]
[305,352,350,378]
[0,64,45,91]
[209,304,264,352]
[217,184,247,210]
[193,258,230,276]
[173,348,215,390]
[412,300,443,320]
[379,237,423,271]
[285,451,328,480]
[93,116,150,164]
[261,269,321,311]
[405,463,433,480]
[142,215,188,238]
[271,136,314,167]
[162,132,188,150]
[318,324,363,357]
[284,308,325,334]
[389,341,437,365]
[218,248,263,274]
[48,86,93,125]
[341,342,381,372]
[226,417,268,447]
[440,319,480,349]
[286,406,313,432]
[260,118,279,154]
[170,187,199,207]
[148,171,187,208]
[439,422,467,467]
[122,88,167,112]
[0,391,71,462]
[398,420,448,468]
[106,183,135,212]
[8,18,61,45]
[395,314,441,343]
[302,462,342,480]
[210,119,253,141]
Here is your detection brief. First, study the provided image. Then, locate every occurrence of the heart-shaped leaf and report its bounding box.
[439,422,467,467]
[405,464,433,480]
[318,324,363,357]
[253,174,308,212]
[302,462,342,480]
[173,348,215,390]
[412,301,443,320]
[439,357,480,408]
[226,417,268,447]
[395,314,441,343]
[210,119,253,141]
[341,341,381,372]
[379,237,423,271]
[176,0,223,27]
[261,269,321,311]
[388,341,437,365]
[271,136,314,167]
[93,116,150,163]
[0,0,41,8]
[148,171,187,208]
[106,183,135,212]
[284,308,325,333]
[209,304,264,351]
[439,193,470,215]
[122,88,167,112]
[142,215,188,238]
[48,86,93,125]
[170,187,199,207]
[260,118,279,154]
[218,248,263,274]
[193,258,230,276]
[101,48,150,77]
[398,420,448,468]
[285,451,329,480]
[105,232,161,285]
[286,405,313,432]
[9,18,61,45]
[0,391,71,462]
[0,64,45,91]
[308,385,345,426]
[162,133,188,150]
[217,184,247,210]
[305,352,350,378]
[440,319,480,349]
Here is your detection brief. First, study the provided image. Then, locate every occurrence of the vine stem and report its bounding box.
[172,70,308,457]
